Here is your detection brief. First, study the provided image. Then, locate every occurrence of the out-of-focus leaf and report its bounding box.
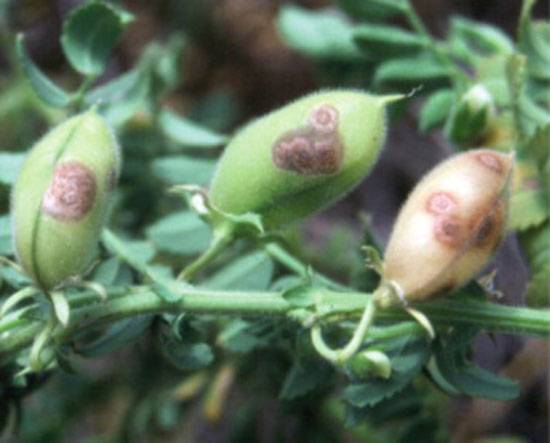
[217,319,263,354]
[523,21,550,80]
[146,211,211,256]
[151,156,217,186]
[161,338,214,371]
[450,17,513,56]
[90,257,121,285]
[374,56,450,90]
[0,266,32,288]
[15,35,71,107]
[510,189,548,231]
[187,90,241,133]
[0,152,25,185]
[85,67,151,126]
[526,266,550,307]
[277,5,362,61]
[159,109,228,149]
[352,25,425,58]
[518,0,550,81]
[525,123,550,165]
[419,89,454,132]
[102,230,155,271]
[429,327,519,400]
[280,358,332,400]
[0,215,12,255]
[60,1,133,76]
[338,0,407,21]
[520,223,550,307]
[153,34,186,92]
[204,251,274,290]
[76,316,153,358]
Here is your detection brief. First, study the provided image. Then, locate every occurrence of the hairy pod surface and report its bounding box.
[382,149,513,302]
[209,90,398,228]
[11,110,120,290]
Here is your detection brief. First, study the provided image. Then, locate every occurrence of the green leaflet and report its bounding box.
[277,5,362,61]
[419,89,454,132]
[430,328,519,400]
[146,211,212,256]
[152,156,217,186]
[203,251,274,291]
[0,153,26,185]
[60,1,133,76]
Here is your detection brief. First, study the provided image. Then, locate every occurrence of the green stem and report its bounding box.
[1,286,549,362]
[311,299,377,364]
[177,229,233,281]
[264,242,347,290]
[71,75,97,110]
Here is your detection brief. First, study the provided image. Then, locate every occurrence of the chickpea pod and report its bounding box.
[11,109,120,290]
[382,148,514,303]
[209,90,401,228]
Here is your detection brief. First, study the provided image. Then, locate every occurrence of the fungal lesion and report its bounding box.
[474,151,503,173]
[272,103,343,176]
[472,200,505,248]
[426,192,457,215]
[42,161,97,221]
[434,216,463,247]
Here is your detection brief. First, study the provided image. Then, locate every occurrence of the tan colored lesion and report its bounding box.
[42,161,97,221]
[474,151,503,173]
[434,215,464,247]
[426,191,457,215]
[272,103,343,175]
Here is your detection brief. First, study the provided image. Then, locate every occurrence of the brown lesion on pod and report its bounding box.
[308,104,339,133]
[474,151,503,174]
[42,161,97,221]
[471,200,505,250]
[272,103,343,175]
[426,192,457,215]
[433,215,464,247]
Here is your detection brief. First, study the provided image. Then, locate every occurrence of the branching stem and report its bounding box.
[0,285,548,363]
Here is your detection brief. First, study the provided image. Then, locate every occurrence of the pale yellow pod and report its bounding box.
[382,149,513,301]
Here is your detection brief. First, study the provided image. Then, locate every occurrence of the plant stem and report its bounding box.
[1,286,549,362]
[177,231,233,281]
[311,299,377,364]
[264,242,347,290]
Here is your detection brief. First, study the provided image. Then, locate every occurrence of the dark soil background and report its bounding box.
[0,1,548,442]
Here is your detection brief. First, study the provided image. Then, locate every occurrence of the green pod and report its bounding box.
[209,90,399,228]
[11,109,120,290]
[446,84,495,146]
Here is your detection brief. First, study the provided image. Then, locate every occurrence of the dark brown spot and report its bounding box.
[475,152,503,173]
[475,216,493,243]
[471,200,505,249]
[42,161,96,221]
[434,216,463,247]
[308,104,339,133]
[273,127,343,175]
[426,192,457,215]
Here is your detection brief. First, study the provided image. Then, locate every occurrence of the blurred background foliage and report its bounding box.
[0,1,548,442]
